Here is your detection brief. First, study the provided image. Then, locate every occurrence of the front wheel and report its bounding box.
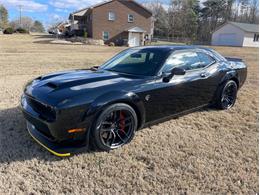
[91,103,138,151]
[216,80,238,110]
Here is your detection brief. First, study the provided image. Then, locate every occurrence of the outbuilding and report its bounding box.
[211,22,259,47]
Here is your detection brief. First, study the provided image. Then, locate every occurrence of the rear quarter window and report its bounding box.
[197,52,216,68]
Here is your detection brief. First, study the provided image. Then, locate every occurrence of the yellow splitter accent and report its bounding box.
[27,123,71,157]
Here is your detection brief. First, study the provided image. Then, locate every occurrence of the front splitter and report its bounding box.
[27,122,85,157]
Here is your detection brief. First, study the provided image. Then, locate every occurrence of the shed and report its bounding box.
[211,22,259,47]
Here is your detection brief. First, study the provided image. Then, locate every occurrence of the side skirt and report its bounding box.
[142,104,209,129]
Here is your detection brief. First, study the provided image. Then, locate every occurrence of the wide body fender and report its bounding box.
[85,90,146,129]
[219,67,247,89]
[220,70,239,86]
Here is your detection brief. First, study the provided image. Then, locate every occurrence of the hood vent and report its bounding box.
[47,82,58,89]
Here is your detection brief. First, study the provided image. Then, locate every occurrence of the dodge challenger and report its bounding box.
[21,46,247,157]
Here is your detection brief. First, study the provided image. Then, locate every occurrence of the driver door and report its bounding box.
[144,50,220,122]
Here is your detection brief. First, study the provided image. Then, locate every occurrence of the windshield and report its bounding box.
[100,48,170,76]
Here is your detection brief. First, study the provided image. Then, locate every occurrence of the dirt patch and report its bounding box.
[0,34,258,194]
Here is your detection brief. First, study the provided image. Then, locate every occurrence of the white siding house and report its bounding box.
[211,22,259,47]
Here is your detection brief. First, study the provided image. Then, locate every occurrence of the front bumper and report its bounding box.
[27,122,89,157]
[21,94,92,156]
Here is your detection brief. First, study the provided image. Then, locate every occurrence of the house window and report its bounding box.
[253,33,259,42]
[128,14,134,22]
[103,31,109,41]
[108,12,116,21]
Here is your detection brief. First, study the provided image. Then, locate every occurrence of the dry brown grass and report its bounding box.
[0,34,258,194]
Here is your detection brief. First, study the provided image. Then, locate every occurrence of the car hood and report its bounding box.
[25,69,144,106]
[31,69,123,89]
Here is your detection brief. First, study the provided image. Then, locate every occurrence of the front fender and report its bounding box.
[85,90,146,129]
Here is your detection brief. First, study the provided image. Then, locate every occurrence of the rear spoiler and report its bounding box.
[225,57,243,62]
[225,57,247,68]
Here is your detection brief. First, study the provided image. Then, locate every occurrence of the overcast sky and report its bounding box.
[0,0,171,27]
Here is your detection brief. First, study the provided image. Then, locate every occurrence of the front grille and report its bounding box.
[23,110,54,140]
[26,96,56,121]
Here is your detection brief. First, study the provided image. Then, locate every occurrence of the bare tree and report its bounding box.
[168,0,198,41]
[146,1,169,37]
[168,0,183,38]
[9,16,33,31]
[249,0,259,23]
[21,17,33,31]
[143,0,259,43]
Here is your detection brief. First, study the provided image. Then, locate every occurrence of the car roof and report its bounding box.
[134,45,211,52]
[131,45,227,61]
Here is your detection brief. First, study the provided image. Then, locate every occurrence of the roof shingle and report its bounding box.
[229,21,259,33]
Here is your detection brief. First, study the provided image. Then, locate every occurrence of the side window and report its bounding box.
[162,51,201,72]
[197,52,216,68]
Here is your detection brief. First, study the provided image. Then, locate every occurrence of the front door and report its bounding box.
[144,50,221,122]
[128,32,140,47]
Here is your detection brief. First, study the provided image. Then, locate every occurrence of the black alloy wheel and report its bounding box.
[218,80,238,109]
[92,103,137,151]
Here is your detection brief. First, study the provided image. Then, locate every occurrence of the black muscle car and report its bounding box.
[21,46,247,156]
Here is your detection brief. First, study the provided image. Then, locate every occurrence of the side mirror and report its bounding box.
[163,67,186,82]
[171,67,186,76]
[90,66,99,71]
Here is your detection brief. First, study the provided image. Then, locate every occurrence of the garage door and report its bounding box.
[218,33,238,46]
[128,33,141,47]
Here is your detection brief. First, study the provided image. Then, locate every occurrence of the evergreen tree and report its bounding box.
[31,20,45,32]
[182,0,199,41]
[0,4,8,29]
[199,0,227,41]
[147,2,169,37]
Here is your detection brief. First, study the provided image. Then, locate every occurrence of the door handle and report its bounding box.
[200,73,207,78]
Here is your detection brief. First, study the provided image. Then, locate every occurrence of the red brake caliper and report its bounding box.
[119,111,125,133]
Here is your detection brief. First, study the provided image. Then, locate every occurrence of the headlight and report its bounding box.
[21,94,26,107]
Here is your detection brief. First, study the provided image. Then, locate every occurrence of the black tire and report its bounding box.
[91,103,138,151]
[215,80,238,110]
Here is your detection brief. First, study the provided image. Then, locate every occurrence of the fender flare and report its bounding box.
[219,70,240,87]
[85,90,146,129]
[211,70,239,103]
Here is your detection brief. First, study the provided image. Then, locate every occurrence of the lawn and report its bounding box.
[0,34,258,194]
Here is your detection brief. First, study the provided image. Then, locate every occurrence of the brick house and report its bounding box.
[68,0,154,46]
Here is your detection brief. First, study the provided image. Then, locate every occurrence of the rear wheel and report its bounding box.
[91,103,137,151]
[216,80,238,110]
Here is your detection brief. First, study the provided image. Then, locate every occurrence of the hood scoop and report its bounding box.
[34,69,123,91]
[44,75,120,90]
[47,82,58,89]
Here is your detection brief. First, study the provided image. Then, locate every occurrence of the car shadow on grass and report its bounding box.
[0,106,91,163]
[0,105,217,163]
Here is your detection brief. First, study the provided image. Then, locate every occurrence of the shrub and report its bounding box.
[16,28,28,34]
[84,31,88,39]
[3,27,14,34]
